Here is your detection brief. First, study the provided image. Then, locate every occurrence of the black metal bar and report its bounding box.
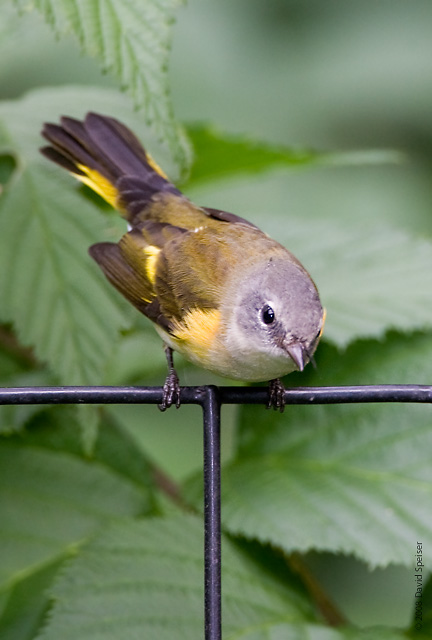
[1,384,432,406]
[221,384,432,404]
[0,385,199,405]
[201,386,222,640]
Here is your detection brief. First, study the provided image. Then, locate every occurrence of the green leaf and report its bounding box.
[0,165,126,384]
[0,326,35,380]
[0,417,151,590]
[186,124,403,186]
[0,88,145,387]
[0,154,16,189]
[309,224,432,346]
[186,333,432,569]
[15,404,158,504]
[35,513,405,640]
[102,325,168,385]
[0,558,62,640]
[13,0,190,167]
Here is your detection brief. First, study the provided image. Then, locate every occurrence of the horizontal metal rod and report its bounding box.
[221,384,432,405]
[0,384,432,406]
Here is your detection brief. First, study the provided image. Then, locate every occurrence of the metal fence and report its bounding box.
[2,383,432,640]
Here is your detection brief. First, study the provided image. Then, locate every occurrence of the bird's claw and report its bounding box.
[267,378,286,412]
[159,369,181,411]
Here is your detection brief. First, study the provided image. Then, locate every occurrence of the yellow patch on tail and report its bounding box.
[76,164,119,208]
[146,153,169,181]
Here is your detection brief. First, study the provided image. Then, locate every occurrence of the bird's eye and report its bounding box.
[261,304,275,324]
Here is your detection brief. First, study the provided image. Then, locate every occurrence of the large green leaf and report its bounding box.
[0,165,126,385]
[35,514,407,640]
[0,442,144,589]
[0,89,147,385]
[0,558,62,640]
[300,222,432,346]
[185,125,402,186]
[12,0,189,167]
[186,332,432,569]
[0,406,158,638]
[0,407,154,591]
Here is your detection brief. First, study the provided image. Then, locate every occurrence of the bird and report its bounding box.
[40,113,325,410]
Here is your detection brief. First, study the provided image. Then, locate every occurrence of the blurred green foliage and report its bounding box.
[1,1,432,638]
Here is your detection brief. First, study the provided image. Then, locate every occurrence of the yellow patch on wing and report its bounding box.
[142,245,160,284]
[172,308,221,360]
[75,163,119,208]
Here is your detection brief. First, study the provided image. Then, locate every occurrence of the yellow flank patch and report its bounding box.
[75,164,119,208]
[173,308,221,360]
[142,245,160,284]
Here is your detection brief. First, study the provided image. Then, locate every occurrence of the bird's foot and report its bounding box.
[267,378,285,412]
[159,369,181,411]
[159,345,181,411]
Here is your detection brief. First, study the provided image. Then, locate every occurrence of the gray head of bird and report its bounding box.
[222,255,325,382]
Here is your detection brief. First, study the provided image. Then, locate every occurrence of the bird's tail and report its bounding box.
[41,113,179,219]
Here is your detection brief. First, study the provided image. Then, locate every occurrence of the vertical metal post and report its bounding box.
[202,386,222,640]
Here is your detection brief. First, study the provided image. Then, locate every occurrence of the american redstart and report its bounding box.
[40,113,325,410]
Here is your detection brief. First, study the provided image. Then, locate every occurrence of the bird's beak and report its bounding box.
[285,342,306,372]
